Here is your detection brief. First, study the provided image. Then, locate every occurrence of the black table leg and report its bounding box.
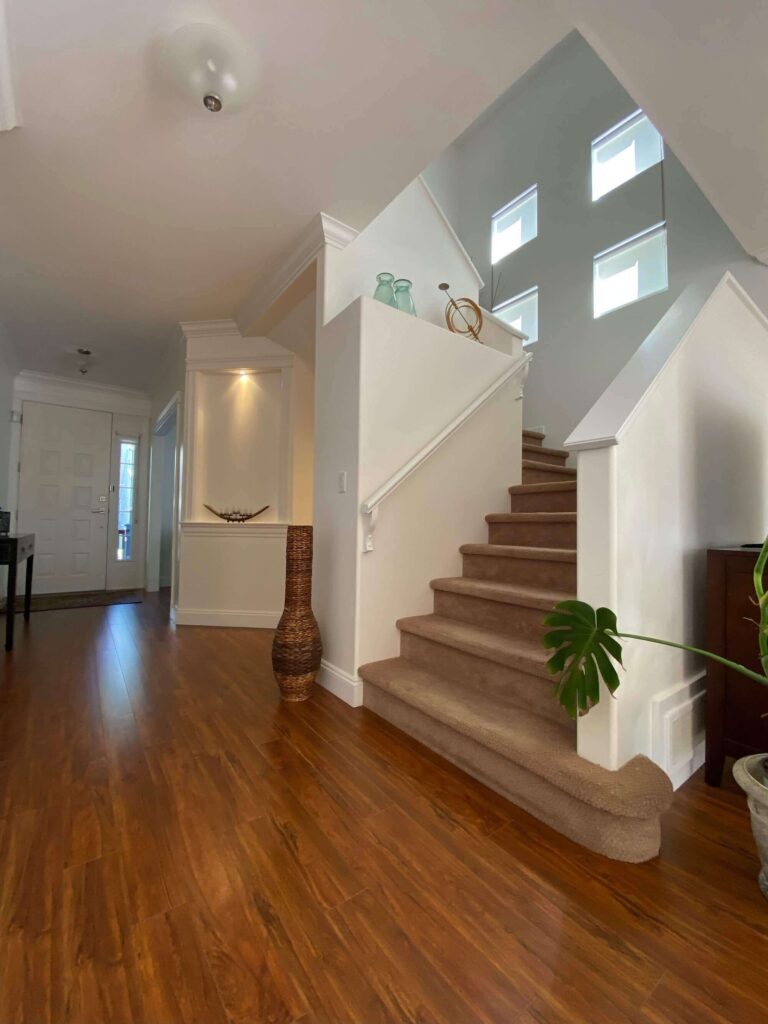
[6,558,17,651]
[24,555,33,620]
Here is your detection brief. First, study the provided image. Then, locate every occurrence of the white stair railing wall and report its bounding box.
[565,271,768,786]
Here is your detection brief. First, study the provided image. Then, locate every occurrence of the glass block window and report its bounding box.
[592,111,664,201]
[493,286,539,344]
[593,224,668,318]
[116,439,137,561]
[491,185,538,264]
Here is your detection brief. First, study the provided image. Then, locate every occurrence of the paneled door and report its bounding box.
[18,402,113,594]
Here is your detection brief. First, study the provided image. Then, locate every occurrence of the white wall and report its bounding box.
[423,32,747,448]
[175,322,302,628]
[314,296,526,703]
[569,273,768,783]
[267,291,316,524]
[322,177,483,331]
[0,323,19,509]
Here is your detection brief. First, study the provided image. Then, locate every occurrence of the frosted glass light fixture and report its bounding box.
[161,21,259,113]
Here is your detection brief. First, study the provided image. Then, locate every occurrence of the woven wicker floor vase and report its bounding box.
[272,525,322,702]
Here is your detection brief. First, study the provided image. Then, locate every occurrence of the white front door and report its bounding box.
[18,402,113,594]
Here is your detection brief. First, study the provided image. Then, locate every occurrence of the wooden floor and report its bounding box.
[0,592,766,1024]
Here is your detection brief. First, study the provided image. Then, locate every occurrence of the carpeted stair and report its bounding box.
[360,429,673,862]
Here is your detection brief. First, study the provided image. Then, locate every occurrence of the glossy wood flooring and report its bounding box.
[1,592,766,1023]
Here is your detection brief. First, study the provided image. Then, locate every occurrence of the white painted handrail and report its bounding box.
[360,350,530,548]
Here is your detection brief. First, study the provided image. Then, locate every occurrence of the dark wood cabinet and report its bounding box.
[705,545,768,785]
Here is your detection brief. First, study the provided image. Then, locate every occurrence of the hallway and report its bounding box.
[0,594,765,1023]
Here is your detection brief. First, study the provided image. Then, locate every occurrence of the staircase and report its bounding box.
[359,429,672,862]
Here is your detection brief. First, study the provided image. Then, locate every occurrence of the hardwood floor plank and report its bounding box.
[0,592,766,1024]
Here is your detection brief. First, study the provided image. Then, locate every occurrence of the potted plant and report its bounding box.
[543,534,768,898]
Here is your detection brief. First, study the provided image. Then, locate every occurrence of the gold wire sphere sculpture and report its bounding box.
[439,283,484,342]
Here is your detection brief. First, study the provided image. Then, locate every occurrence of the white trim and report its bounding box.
[318,659,364,707]
[185,353,293,372]
[651,674,707,790]
[174,608,281,628]
[0,1,19,132]
[482,308,527,343]
[360,351,530,519]
[236,212,358,333]
[320,213,359,251]
[155,391,181,435]
[180,521,288,537]
[417,175,484,289]
[565,271,767,452]
[14,371,151,416]
[179,319,242,339]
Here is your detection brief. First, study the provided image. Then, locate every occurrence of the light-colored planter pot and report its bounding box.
[733,754,768,900]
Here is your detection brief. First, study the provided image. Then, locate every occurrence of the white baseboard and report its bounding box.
[651,672,707,790]
[318,659,364,707]
[174,608,281,629]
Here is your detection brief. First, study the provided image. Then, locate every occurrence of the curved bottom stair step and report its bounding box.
[359,658,673,863]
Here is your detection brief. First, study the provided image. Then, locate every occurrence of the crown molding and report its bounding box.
[320,212,359,251]
[179,319,242,339]
[0,1,19,132]
[14,371,151,416]
[236,212,357,333]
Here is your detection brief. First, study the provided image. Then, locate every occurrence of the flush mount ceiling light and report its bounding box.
[161,21,259,114]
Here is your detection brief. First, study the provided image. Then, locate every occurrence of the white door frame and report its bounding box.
[146,392,182,606]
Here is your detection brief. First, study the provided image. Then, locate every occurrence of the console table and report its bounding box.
[0,534,34,652]
[705,545,768,785]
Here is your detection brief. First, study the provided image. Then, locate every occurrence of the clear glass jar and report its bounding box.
[373,272,397,307]
[393,278,417,316]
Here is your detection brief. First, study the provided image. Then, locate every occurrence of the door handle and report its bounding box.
[91,509,107,514]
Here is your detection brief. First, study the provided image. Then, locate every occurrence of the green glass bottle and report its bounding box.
[373,272,397,307]
[393,278,417,316]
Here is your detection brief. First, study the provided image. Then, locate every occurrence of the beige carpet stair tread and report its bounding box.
[522,459,577,477]
[486,512,576,524]
[522,428,545,442]
[522,443,569,460]
[358,658,672,818]
[461,542,576,562]
[509,480,577,495]
[396,614,552,677]
[431,577,571,610]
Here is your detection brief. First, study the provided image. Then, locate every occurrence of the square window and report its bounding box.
[493,286,539,344]
[591,111,663,201]
[593,224,668,318]
[491,185,537,264]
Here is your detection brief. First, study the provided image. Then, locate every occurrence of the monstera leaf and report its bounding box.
[542,600,624,719]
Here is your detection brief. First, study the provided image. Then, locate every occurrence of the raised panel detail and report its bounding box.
[73,486,92,509]
[72,553,89,575]
[40,450,61,476]
[38,484,59,506]
[36,553,55,577]
[72,519,91,542]
[74,453,93,477]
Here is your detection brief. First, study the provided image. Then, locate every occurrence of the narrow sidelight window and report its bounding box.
[116,439,137,561]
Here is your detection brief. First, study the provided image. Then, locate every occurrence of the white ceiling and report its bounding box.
[3,1,766,392]
[0,0,568,389]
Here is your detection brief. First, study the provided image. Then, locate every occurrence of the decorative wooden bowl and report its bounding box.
[203,504,270,524]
